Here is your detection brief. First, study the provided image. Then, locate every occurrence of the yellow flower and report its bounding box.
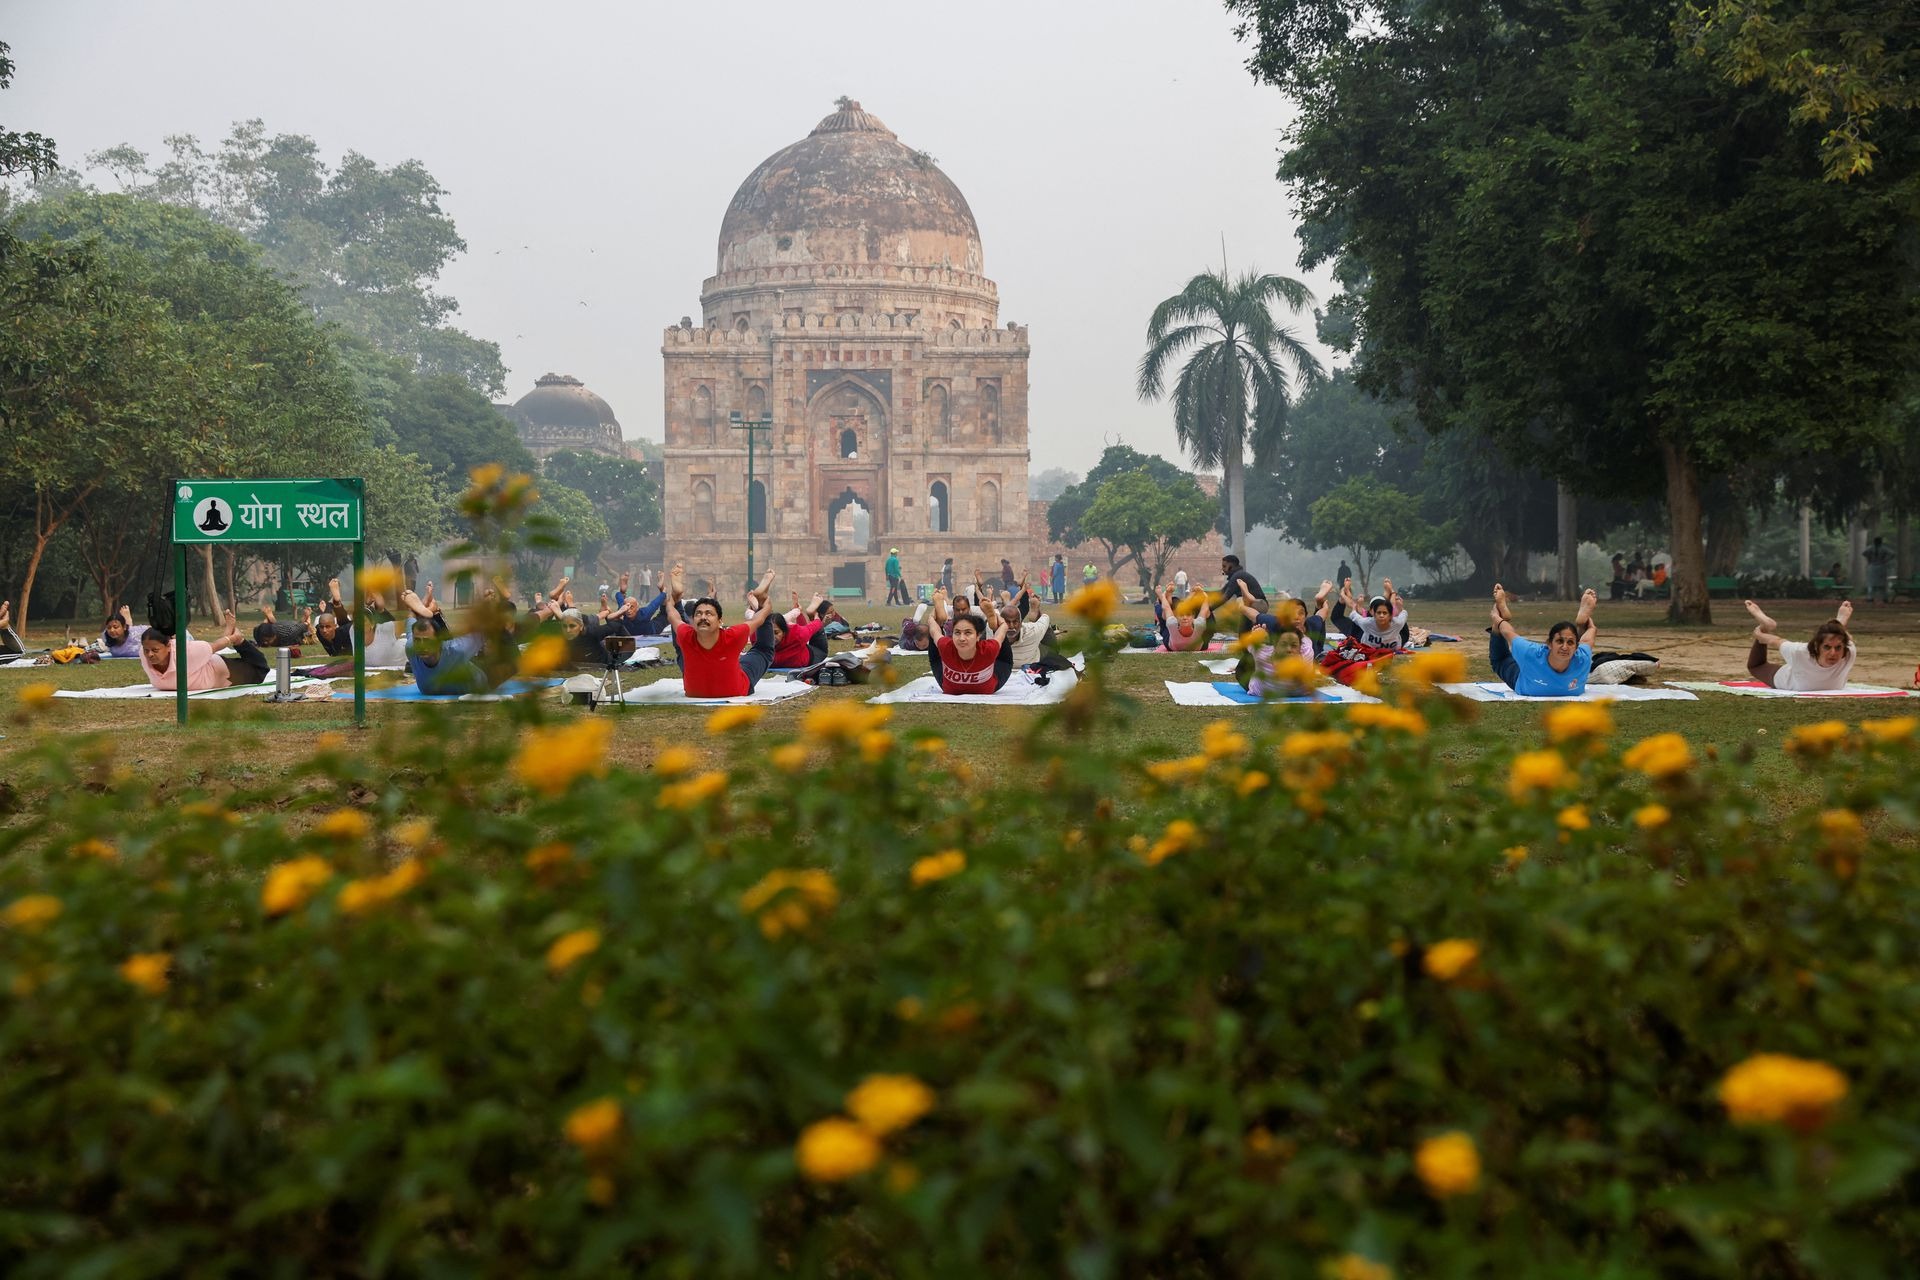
[1786,720,1850,757]
[1237,770,1271,796]
[1556,804,1590,832]
[1633,803,1671,830]
[1174,589,1218,618]
[1202,720,1250,759]
[1325,1255,1394,1280]
[910,850,966,886]
[547,927,602,974]
[1620,732,1694,779]
[2,894,60,932]
[1858,715,1917,745]
[69,837,119,861]
[394,818,436,852]
[18,682,57,711]
[467,461,506,492]
[801,701,892,742]
[1502,845,1529,865]
[355,563,404,600]
[564,1096,623,1152]
[1544,702,1614,744]
[118,951,170,995]
[740,869,839,938]
[1279,729,1353,761]
[525,841,573,875]
[706,705,764,734]
[858,729,894,763]
[659,770,728,811]
[513,718,613,796]
[337,860,426,916]
[1348,703,1427,736]
[1272,654,1323,687]
[314,731,348,754]
[913,736,947,756]
[1414,1131,1481,1198]
[1817,808,1865,853]
[516,633,572,677]
[796,1116,882,1182]
[313,808,370,841]
[1422,939,1480,983]
[845,1073,936,1135]
[1402,650,1467,689]
[1144,754,1210,785]
[1144,818,1200,866]
[1719,1053,1848,1130]
[261,856,333,917]
[770,742,809,773]
[1064,578,1121,623]
[653,745,698,776]
[1507,749,1572,801]
[1352,665,1384,697]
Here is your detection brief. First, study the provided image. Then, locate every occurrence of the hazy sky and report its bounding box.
[6,0,1336,476]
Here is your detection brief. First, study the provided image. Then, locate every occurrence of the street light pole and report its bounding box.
[729,410,775,587]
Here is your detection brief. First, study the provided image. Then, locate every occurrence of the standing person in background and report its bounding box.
[884,548,908,606]
[1864,536,1894,604]
[1172,567,1189,601]
[940,558,956,595]
[1000,558,1016,597]
[1336,559,1352,591]
[1050,554,1067,603]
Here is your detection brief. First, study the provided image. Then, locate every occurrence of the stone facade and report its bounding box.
[662,102,1032,599]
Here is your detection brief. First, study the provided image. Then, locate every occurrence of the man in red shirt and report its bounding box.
[927,587,1012,694]
[665,568,778,698]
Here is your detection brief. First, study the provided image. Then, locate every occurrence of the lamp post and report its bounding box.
[729,410,775,586]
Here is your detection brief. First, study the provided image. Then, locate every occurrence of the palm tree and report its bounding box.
[1137,270,1324,558]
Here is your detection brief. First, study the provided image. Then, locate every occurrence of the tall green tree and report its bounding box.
[1080,470,1219,592]
[341,338,533,479]
[1137,269,1324,559]
[1231,0,1920,623]
[0,41,57,182]
[540,449,662,570]
[1049,445,1198,577]
[1308,476,1458,595]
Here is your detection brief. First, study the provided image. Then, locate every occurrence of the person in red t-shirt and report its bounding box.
[927,587,1012,695]
[665,568,778,698]
[770,591,832,669]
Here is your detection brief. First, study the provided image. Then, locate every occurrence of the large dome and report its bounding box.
[513,373,618,431]
[716,100,983,276]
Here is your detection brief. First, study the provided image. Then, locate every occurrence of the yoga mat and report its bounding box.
[54,679,319,701]
[1667,680,1920,699]
[1164,680,1381,707]
[868,669,1079,706]
[331,678,563,703]
[614,678,817,707]
[1440,681,1697,703]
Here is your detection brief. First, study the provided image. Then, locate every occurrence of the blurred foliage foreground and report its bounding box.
[4,633,1920,1277]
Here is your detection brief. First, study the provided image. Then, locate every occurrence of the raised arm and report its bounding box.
[931,587,951,626]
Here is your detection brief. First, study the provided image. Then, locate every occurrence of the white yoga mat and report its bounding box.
[615,678,816,707]
[1667,680,1920,699]
[1440,681,1697,703]
[1119,644,1228,656]
[53,678,318,701]
[1164,680,1381,707]
[868,669,1079,706]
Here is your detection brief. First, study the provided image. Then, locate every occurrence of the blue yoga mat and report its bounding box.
[331,678,562,702]
[1211,681,1342,705]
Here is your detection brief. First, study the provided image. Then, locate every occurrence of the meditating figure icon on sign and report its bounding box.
[198,499,230,533]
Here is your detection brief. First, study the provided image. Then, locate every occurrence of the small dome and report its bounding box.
[716,100,983,276]
[512,373,620,430]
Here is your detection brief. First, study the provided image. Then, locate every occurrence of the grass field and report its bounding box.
[4,593,1915,815]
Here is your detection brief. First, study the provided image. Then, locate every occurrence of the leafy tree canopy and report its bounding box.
[1080,469,1218,591]
[0,42,57,182]
[1309,476,1458,596]
[541,448,662,560]
[339,337,533,480]
[1049,445,1197,575]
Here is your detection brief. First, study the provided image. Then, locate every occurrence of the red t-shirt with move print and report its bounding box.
[933,635,1002,695]
[677,622,751,698]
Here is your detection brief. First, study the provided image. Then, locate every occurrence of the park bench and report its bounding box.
[1811,577,1851,599]
[829,586,865,602]
[1706,576,1740,598]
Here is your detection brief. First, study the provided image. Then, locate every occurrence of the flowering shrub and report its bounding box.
[2,646,1919,1277]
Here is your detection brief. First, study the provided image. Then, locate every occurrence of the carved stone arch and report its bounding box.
[923,380,951,440]
[691,384,715,447]
[746,383,768,422]
[827,486,874,554]
[979,479,1001,533]
[806,376,888,463]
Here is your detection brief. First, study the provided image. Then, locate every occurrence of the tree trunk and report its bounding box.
[1705,500,1748,576]
[16,485,92,633]
[199,545,221,625]
[1556,484,1579,600]
[1660,439,1712,625]
[1224,448,1247,560]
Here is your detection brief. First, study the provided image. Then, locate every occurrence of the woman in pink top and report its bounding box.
[139,611,270,691]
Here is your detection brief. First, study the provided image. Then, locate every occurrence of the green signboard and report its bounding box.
[173,478,363,544]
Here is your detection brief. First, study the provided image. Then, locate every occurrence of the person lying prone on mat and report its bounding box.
[664,565,779,698]
[401,588,491,696]
[1743,598,1856,691]
[928,588,1012,695]
[99,605,150,658]
[1487,584,1596,697]
[1154,582,1213,652]
[771,591,832,669]
[140,610,271,691]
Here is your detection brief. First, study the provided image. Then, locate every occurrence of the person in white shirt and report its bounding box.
[1003,571,1053,667]
[1172,568,1189,601]
[1743,598,1856,690]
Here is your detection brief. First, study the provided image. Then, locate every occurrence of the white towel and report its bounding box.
[615,678,817,707]
[868,669,1079,706]
[1666,681,1919,699]
[1439,681,1697,703]
[53,679,316,701]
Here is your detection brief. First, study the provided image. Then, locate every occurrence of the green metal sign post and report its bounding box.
[171,478,366,727]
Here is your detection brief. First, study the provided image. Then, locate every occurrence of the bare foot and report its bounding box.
[668,564,686,600]
[1743,599,1777,632]
[1492,584,1513,623]
[749,570,776,609]
[1315,579,1333,604]
[1836,600,1855,626]
[399,589,435,620]
[261,603,277,624]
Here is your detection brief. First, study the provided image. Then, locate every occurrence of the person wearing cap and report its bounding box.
[884,547,907,606]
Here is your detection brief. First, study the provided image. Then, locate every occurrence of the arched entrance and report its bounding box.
[827,487,872,554]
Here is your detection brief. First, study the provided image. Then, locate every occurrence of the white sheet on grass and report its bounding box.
[1164,680,1381,707]
[53,678,319,701]
[1439,681,1697,703]
[1667,680,1920,699]
[614,678,816,707]
[869,668,1079,706]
